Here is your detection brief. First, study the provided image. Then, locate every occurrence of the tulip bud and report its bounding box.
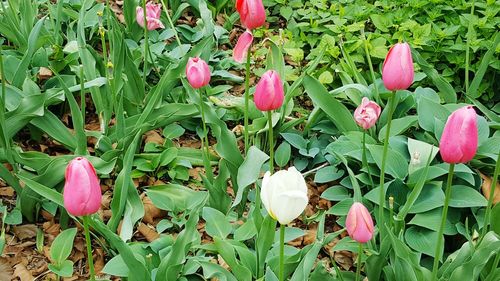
[382,42,414,91]
[63,157,102,216]
[354,97,381,130]
[186,57,211,89]
[439,106,478,164]
[260,167,308,225]
[236,0,266,30]
[346,202,374,243]
[254,70,284,111]
[233,30,254,63]
[136,2,165,30]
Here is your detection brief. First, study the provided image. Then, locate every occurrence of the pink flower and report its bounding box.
[63,157,102,216]
[382,42,414,91]
[354,97,381,130]
[439,106,478,164]
[346,202,374,243]
[236,0,266,30]
[186,57,211,89]
[136,2,165,30]
[233,30,253,63]
[254,70,284,111]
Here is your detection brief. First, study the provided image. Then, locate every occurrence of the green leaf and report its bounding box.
[146,184,207,212]
[416,96,450,134]
[378,116,418,141]
[48,260,74,277]
[314,166,344,184]
[491,204,500,235]
[213,237,253,281]
[233,146,269,207]
[50,228,77,264]
[449,185,488,208]
[408,208,457,235]
[321,186,350,201]
[202,207,232,239]
[304,75,358,133]
[275,142,291,168]
[367,144,408,179]
[468,32,500,98]
[408,183,445,213]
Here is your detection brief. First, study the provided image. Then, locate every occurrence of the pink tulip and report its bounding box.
[63,157,102,216]
[186,57,211,89]
[382,42,414,91]
[236,0,266,30]
[254,70,284,111]
[136,2,165,30]
[354,97,381,130]
[439,106,478,163]
[233,30,254,63]
[346,202,374,243]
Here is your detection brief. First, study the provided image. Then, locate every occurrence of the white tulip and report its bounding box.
[260,167,309,225]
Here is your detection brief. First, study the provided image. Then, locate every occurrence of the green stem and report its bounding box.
[199,89,214,182]
[268,111,274,174]
[0,45,14,166]
[243,46,252,155]
[83,216,95,281]
[355,243,363,281]
[431,163,455,281]
[480,152,500,241]
[80,65,86,131]
[362,130,374,188]
[160,0,182,46]
[378,93,395,244]
[279,224,285,281]
[142,0,149,87]
[361,29,380,103]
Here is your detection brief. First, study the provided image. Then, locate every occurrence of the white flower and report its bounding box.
[260,167,309,225]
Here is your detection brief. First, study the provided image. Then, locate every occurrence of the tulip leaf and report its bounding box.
[416,96,450,135]
[275,142,291,168]
[232,146,269,208]
[449,185,488,208]
[146,184,208,212]
[213,237,253,281]
[407,182,445,213]
[378,116,418,141]
[48,260,74,278]
[367,144,409,179]
[304,75,358,133]
[202,207,232,239]
[50,228,77,264]
[404,226,439,258]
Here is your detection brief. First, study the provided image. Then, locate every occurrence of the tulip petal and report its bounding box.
[233,31,253,63]
[271,190,308,225]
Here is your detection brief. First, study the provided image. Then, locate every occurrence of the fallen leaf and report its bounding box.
[137,223,159,242]
[144,130,164,145]
[142,195,165,224]
[334,250,354,270]
[0,258,13,281]
[38,67,53,80]
[13,264,34,281]
[12,225,37,240]
[480,171,500,205]
[94,248,105,274]
[0,187,14,197]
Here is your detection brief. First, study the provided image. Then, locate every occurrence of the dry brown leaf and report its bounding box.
[144,130,164,145]
[480,171,500,205]
[142,196,164,224]
[303,226,317,245]
[38,67,53,80]
[0,187,14,197]
[0,258,13,281]
[13,264,34,281]
[12,225,38,240]
[137,223,159,242]
[334,250,353,270]
[94,248,105,274]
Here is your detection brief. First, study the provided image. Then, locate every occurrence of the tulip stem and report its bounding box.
[141,0,149,87]
[279,223,285,281]
[198,89,214,182]
[83,215,95,281]
[480,152,500,242]
[268,111,274,173]
[362,130,374,188]
[431,163,455,281]
[160,0,182,46]
[243,46,251,155]
[355,243,363,281]
[361,29,380,104]
[378,93,395,244]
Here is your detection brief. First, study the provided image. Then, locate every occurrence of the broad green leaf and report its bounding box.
[367,144,408,179]
[275,142,291,168]
[408,182,445,213]
[202,207,232,239]
[50,228,77,264]
[404,226,439,258]
[48,260,74,277]
[146,184,207,212]
[233,146,269,207]
[378,116,418,141]
[449,185,488,208]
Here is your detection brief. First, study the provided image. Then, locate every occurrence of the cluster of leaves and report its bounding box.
[0,0,499,280]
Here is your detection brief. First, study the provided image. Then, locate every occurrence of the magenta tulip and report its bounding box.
[236,0,266,30]
[186,57,211,89]
[254,70,284,111]
[439,106,478,163]
[346,202,374,243]
[354,97,381,130]
[233,31,254,63]
[382,42,414,91]
[136,2,165,30]
[63,157,102,216]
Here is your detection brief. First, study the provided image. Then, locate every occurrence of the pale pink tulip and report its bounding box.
[354,97,381,130]
[63,157,102,216]
[382,42,414,91]
[236,0,266,30]
[254,70,284,111]
[233,31,254,63]
[186,57,211,89]
[136,2,165,30]
[439,106,478,163]
[346,202,374,243]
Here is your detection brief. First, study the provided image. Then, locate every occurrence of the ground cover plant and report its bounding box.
[0,0,499,280]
